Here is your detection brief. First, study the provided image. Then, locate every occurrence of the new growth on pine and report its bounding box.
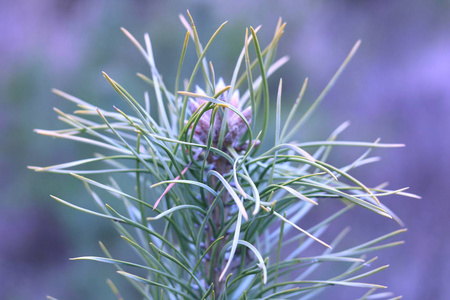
[32,11,418,300]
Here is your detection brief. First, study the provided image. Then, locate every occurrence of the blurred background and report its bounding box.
[1,0,449,299]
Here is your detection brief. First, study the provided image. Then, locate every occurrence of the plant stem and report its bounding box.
[205,155,232,296]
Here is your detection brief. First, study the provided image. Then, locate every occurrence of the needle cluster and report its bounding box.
[33,12,418,300]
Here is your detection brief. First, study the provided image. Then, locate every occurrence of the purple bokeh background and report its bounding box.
[1,0,449,299]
